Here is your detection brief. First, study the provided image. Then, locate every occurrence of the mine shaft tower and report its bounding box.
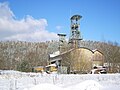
[69,15,82,48]
[57,33,66,53]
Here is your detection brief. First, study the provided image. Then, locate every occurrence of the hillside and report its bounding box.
[0,41,59,71]
[0,40,120,72]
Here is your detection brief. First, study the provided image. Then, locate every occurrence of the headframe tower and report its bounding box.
[69,15,82,48]
[57,33,66,53]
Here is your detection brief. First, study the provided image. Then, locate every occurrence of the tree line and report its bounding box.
[81,40,120,73]
[0,40,58,72]
[0,40,120,73]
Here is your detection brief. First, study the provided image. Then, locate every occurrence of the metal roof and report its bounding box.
[70,15,82,20]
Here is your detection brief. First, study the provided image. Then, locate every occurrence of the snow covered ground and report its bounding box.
[0,70,120,90]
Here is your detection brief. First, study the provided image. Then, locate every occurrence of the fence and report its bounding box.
[0,73,120,90]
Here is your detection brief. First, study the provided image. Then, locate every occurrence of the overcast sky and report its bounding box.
[0,0,120,43]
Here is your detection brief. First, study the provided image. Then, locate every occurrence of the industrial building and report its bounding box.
[48,15,104,74]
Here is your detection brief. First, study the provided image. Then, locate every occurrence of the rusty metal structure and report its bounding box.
[69,15,82,48]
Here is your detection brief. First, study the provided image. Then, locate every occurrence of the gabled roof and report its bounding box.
[92,49,104,55]
[49,47,104,60]
[49,49,75,61]
[79,47,94,53]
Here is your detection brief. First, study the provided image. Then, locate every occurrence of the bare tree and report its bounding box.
[100,41,120,73]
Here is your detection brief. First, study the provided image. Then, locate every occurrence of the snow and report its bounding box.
[24,83,65,90]
[24,80,101,90]
[46,63,56,67]
[68,80,101,90]
[0,70,120,90]
[50,51,60,58]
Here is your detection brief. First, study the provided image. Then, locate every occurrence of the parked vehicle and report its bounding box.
[90,66,107,74]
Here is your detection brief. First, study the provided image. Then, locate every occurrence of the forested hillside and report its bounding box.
[0,40,120,72]
[0,41,59,71]
[80,40,120,72]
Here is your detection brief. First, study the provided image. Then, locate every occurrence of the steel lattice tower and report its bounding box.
[69,15,82,48]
